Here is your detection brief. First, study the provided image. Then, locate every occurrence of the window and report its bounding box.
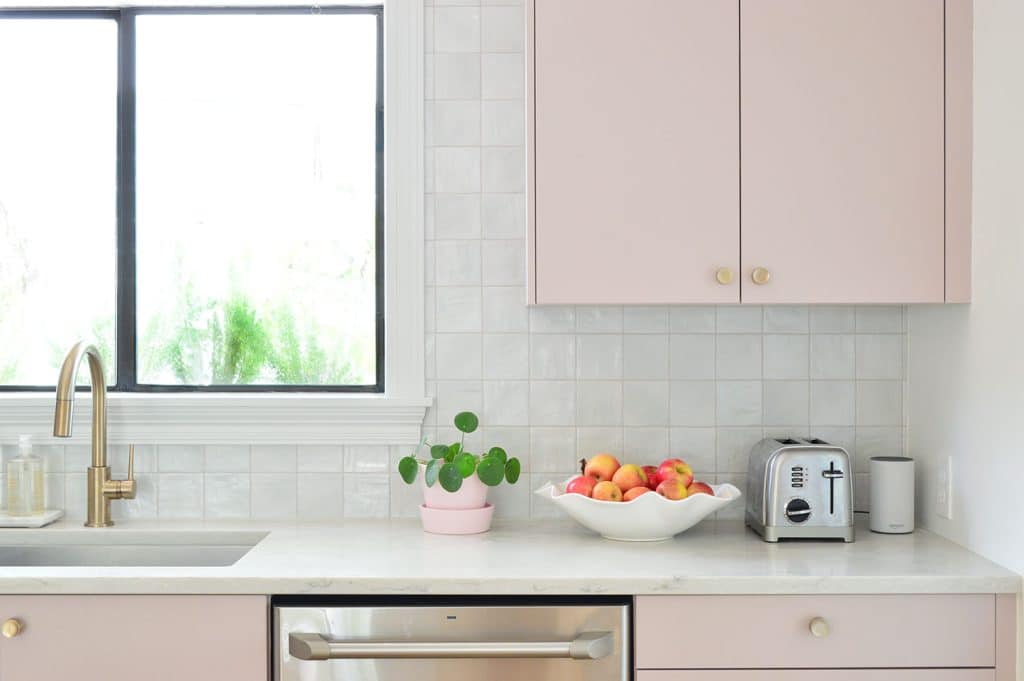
[0,8,383,392]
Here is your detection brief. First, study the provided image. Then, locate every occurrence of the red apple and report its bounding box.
[623,486,652,502]
[611,464,648,493]
[592,480,623,502]
[641,465,659,489]
[656,458,694,487]
[688,481,714,496]
[565,475,599,497]
[656,477,690,500]
[584,453,621,482]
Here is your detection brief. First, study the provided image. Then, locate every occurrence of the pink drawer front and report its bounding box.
[635,595,995,669]
[638,672,994,681]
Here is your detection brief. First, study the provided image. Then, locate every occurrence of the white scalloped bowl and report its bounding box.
[535,479,742,542]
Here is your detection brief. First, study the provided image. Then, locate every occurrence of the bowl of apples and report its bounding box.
[535,454,741,542]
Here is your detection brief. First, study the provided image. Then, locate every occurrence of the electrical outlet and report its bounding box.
[936,456,953,520]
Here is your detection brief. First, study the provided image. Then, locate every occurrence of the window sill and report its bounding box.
[0,393,431,445]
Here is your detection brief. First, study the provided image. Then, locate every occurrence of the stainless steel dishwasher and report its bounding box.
[273,597,630,681]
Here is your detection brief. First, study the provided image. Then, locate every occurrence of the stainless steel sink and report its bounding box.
[0,530,267,567]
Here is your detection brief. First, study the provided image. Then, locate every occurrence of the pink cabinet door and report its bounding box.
[0,595,267,681]
[635,594,994,670]
[740,0,946,303]
[529,0,739,304]
[638,673,994,681]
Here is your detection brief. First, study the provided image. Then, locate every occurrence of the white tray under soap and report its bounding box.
[0,509,64,528]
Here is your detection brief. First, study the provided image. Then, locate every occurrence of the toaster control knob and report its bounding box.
[785,498,811,523]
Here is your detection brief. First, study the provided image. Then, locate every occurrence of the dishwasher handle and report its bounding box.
[288,630,615,661]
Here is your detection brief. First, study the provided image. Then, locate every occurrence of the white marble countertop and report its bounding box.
[0,516,1017,595]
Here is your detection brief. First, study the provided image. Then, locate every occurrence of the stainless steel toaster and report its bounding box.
[745,437,855,542]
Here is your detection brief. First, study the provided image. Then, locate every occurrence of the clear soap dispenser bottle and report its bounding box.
[5,434,44,516]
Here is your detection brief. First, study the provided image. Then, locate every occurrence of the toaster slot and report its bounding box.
[822,461,845,515]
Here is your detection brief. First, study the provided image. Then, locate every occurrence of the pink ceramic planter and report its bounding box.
[417,465,493,534]
[419,467,489,509]
[419,504,494,535]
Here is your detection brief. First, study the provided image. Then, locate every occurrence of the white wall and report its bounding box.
[908,0,1024,574]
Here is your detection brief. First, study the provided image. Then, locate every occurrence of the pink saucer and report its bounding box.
[419,503,494,535]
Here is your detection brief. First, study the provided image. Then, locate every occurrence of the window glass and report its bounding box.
[0,18,117,385]
[134,13,379,386]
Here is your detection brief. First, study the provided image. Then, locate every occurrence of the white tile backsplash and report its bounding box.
[623,335,669,380]
[22,6,908,522]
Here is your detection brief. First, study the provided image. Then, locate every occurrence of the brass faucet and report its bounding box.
[53,341,135,527]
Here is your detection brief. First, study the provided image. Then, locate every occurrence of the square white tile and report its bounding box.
[670,335,716,380]
[483,286,529,332]
[528,381,575,425]
[481,5,524,52]
[716,381,763,426]
[576,335,623,379]
[763,334,809,379]
[670,381,716,427]
[482,193,525,239]
[436,286,483,332]
[250,445,297,473]
[622,381,670,426]
[529,334,575,379]
[483,380,530,425]
[482,334,529,379]
[434,193,482,239]
[576,381,623,426]
[481,239,525,285]
[434,53,481,99]
[716,335,762,379]
[810,335,855,379]
[623,335,669,379]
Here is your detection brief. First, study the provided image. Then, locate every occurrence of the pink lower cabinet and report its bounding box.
[636,595,1016,678]
[0,595,268,681]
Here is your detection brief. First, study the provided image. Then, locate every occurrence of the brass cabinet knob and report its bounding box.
[2,618,22,639]
[808,617,830,638]
[715,267,735,285]
[751,267,772,285]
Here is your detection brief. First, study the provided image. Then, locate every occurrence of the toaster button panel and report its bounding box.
[784,498,812,523]
[789,466,807,488]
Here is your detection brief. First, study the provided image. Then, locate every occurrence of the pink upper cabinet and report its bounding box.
[740,0,946,304]
[528,0,740,305]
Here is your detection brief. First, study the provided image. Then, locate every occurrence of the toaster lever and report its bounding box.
[822,470,844,479]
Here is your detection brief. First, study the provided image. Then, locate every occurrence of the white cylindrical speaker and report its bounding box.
[870,456,915,534]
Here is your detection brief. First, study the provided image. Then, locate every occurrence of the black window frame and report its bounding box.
[0,6,385,393]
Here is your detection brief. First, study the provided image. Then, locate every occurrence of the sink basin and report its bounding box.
[0,530,267,567]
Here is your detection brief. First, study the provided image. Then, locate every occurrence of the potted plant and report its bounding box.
[398,411,521,534]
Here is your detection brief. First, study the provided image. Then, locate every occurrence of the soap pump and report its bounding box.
[5,434,44,516]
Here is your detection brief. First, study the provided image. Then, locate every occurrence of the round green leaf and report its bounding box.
[439,462,464,493]
[449,442,462,457]
[477,456,505,486]
[425,458,441,487]
[453,411,479,434]
[455,453,477,478]
[398,456,419,484]
[486,447,507,464]
[430,444,449,460]
[504,457,521,484]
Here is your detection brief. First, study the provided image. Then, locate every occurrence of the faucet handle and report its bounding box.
[105,445,138,500]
